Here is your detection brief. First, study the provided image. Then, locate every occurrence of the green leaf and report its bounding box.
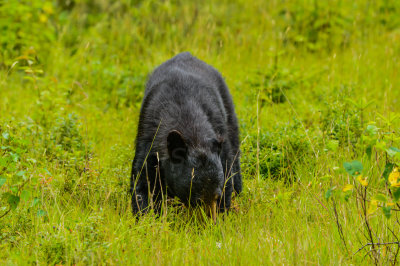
[391,148,400,160]
[366,145,372,160]
[16,171,25,177]
[37,209,47,217]
[393,188,400,202]
[343,161,363,176]
[325,187,334,200]
[344,191,351,202]
[382,206,392,219]
[386,147,400,158]
[343,162,352,173]
[14,170,26,181]
[374,194,387,202]
[20,190,31,201]
[387,148,398,158]
[2,132,9,140]
[390,147,400,153]
[382,163,395,181]
[10,152,19,162]
[0,176,6,187]
[365,125,378,136]
[5,193,20,210]
[31,198,40,207]
[10,186,18,194]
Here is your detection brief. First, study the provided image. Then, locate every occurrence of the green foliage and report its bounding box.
[242,120,313,181]
[0,0,58,65]
[0,125,29,213]
[0,177,6,187]
[382,206,392,219]
[343,160,363,176]
[49,113,90,173]
[41,234,66,264]
[326,117,400,262]
[278,1,354,52]
[364,0,400,30]
[257,67,302,104]
[320,86,365,147]
[382,163,395,181]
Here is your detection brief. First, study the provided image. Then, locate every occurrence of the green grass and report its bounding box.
[1,0,400,264]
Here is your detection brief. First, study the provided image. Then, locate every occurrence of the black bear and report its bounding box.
[130,52,242,222]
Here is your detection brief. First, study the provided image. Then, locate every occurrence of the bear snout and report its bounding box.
[200,182,222,204]
[214,187,222,199]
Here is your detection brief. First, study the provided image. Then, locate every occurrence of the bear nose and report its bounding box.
[214,188,222,199]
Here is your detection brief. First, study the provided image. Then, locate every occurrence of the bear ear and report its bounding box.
[167,130,187,163]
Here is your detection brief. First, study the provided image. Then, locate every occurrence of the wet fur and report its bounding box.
[130,52,242,214]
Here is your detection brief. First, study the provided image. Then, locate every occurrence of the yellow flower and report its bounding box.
[357,175,368,187]
[387,202,396,207]
[389,168,400,187]
[342,184,354,192]
[39,14,48,23]
[43,3,54,15]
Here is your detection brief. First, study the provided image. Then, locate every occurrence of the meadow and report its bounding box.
[1,0,400,264]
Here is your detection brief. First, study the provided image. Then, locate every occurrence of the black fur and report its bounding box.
[130,52,242,214]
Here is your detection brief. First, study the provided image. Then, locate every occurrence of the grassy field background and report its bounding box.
[1,0,400,264]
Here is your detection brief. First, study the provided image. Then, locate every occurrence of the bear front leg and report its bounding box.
[219,177,233,212]
[130,140,155,214]
[232,157,242,195]
[131,162,150,214]
[131,143,163,215]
